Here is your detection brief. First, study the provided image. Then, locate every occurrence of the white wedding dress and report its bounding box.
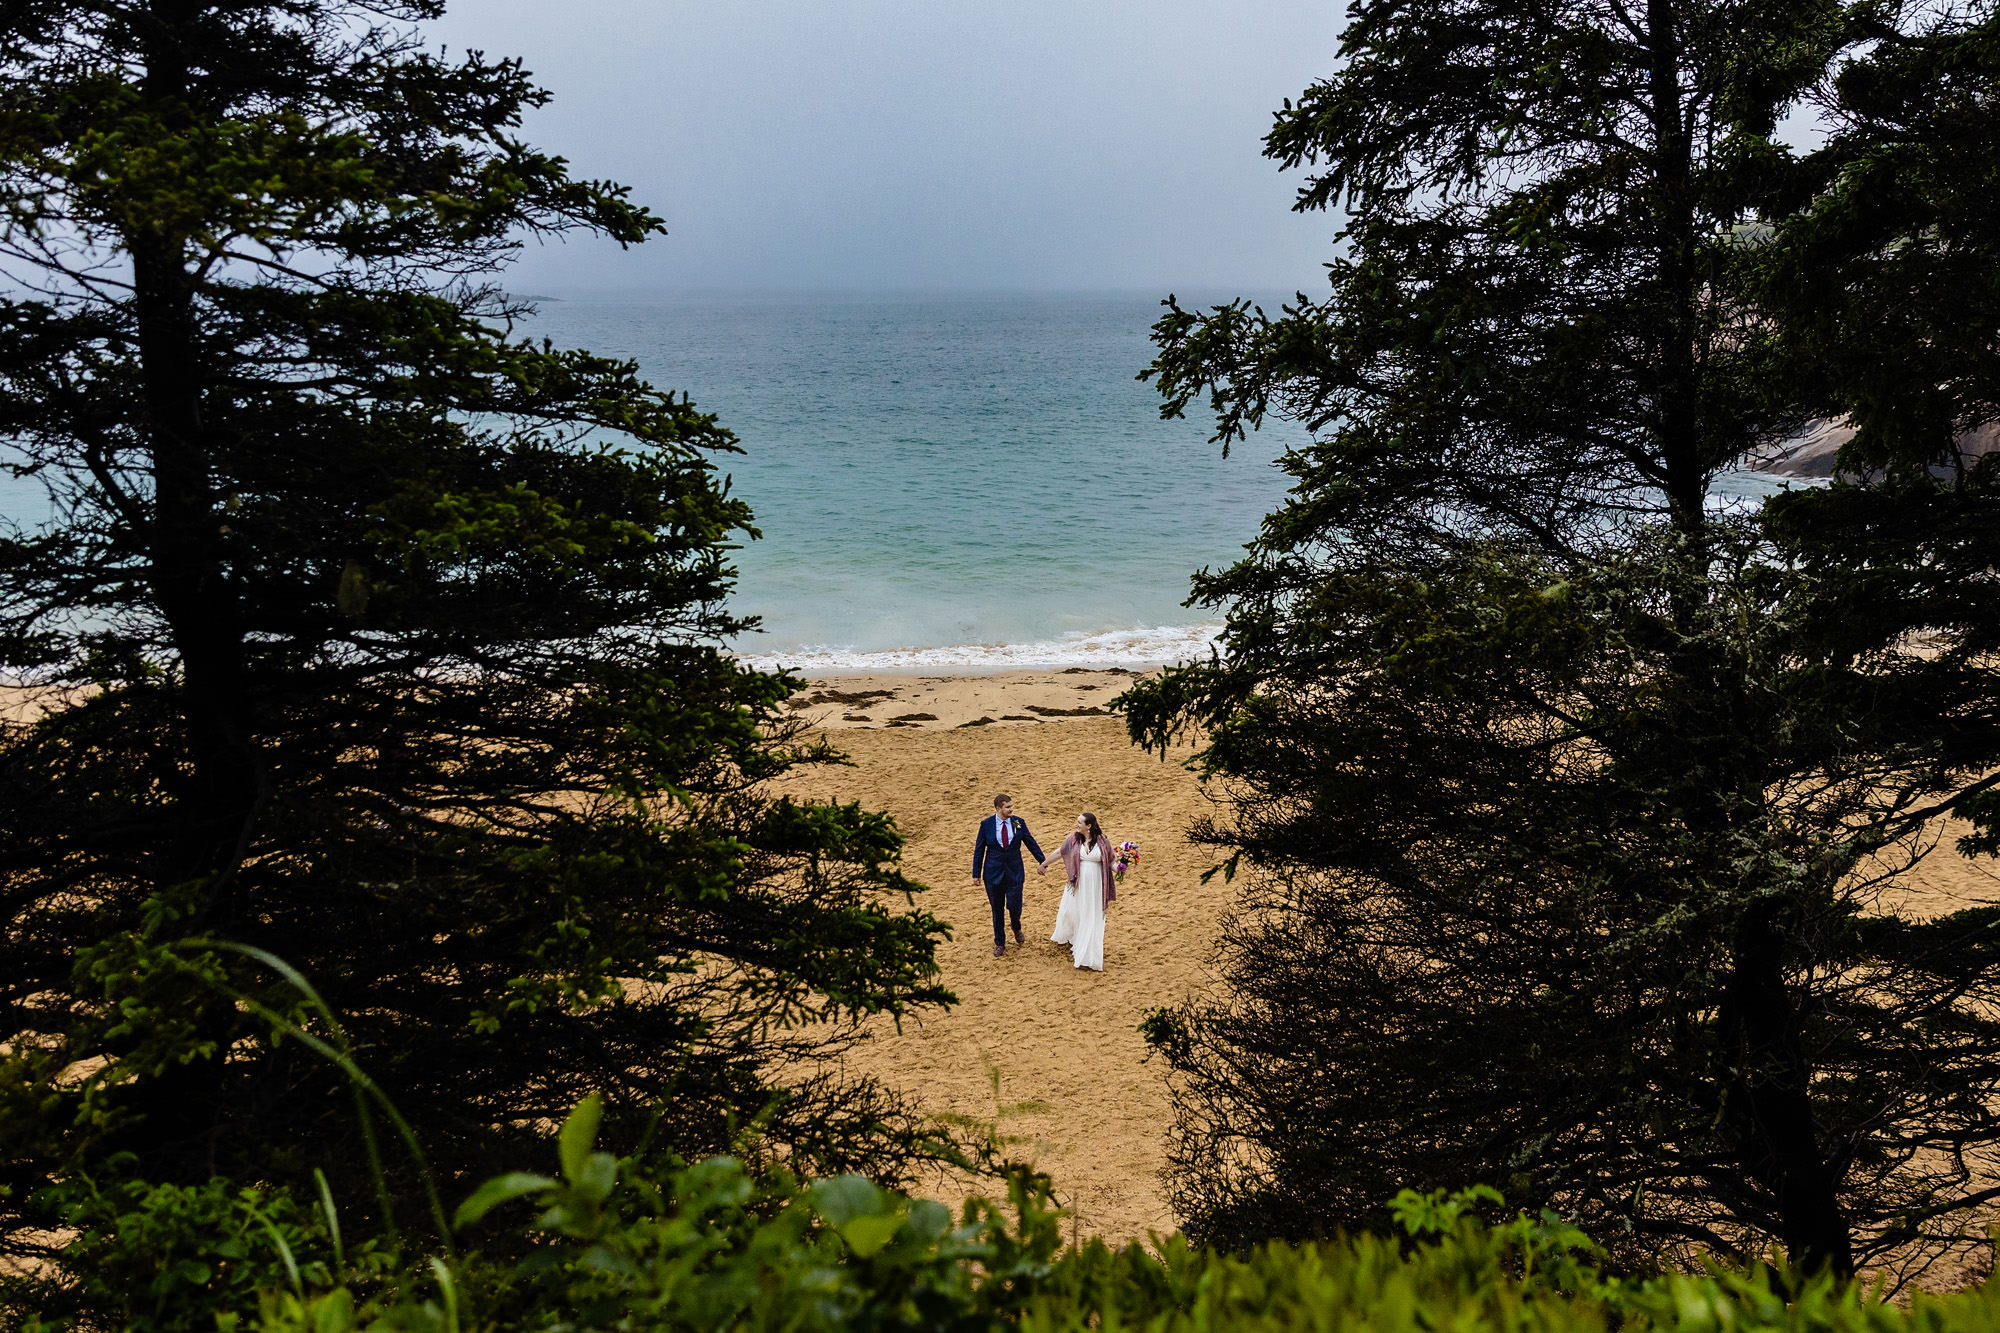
[1050,839,1107,971]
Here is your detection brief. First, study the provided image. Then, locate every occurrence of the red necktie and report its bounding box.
[1000,819,1010,848]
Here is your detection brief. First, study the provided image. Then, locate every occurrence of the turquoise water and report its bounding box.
[514,293,1300,668]
[0,292,1822,671]
[514,295,1821,669]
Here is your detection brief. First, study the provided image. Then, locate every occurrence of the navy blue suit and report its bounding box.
[972,813,1046,950]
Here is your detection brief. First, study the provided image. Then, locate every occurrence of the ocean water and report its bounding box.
[0,292,1824,673]
[512,293,1302,671]
[524,291,1813,670]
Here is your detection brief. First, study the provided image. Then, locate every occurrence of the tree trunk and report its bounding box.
[113,8,271,1178]
[133,8,265,909]
[1642,0,1851,1275]
[132,239,263,903]
[1723,900,1856,1278]
[1645,0,1705,536]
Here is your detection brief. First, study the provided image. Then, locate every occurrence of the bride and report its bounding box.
[1041,812,1115,971]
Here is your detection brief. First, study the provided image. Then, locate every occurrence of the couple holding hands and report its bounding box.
[971,794,1115,971]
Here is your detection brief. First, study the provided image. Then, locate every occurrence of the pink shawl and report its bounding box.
[1053,831,1118,908]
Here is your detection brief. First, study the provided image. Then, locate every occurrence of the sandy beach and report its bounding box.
[770,668,2000,1245]
[9,667,1993,1245]
[767,669,1218,1241]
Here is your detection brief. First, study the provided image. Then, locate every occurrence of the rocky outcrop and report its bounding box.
[1749,418,2000,477]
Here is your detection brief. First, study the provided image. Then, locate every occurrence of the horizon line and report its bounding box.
[504,283,1320,303]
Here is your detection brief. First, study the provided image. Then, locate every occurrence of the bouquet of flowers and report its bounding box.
[1114,840,1140,881]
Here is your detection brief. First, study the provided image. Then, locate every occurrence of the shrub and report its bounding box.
[8,1096,1997,1333]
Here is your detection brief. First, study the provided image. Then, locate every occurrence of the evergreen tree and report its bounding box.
[1756,1,1999,483]
[1127,0,2000,1279]
[0,0,952,1267]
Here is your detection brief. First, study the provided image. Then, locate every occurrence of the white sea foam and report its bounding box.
[735,623,1225,675]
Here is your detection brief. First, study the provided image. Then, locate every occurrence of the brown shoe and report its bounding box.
[994,944,1006,957]
[1012,925,1025,946]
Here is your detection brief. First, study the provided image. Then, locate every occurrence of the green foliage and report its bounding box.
[1128,0,2000,1282]
[1751,4,2000,484]
[14,1103,2000,1333]
[1749,1,2000,848]
[10,1170,363,1333]
[0,0,955,1274]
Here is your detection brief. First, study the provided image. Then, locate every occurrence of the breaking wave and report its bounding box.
[735,622,1223,674]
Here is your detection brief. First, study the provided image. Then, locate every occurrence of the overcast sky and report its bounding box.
[424,1,1344,294]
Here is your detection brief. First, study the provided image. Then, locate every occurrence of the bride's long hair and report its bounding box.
[1081,812,1103,849]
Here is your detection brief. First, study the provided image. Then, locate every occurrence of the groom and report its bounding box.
[971,793,1047,957]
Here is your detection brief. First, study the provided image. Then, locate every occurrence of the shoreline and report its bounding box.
[780,669,1151,732]
[733,622,1224,678]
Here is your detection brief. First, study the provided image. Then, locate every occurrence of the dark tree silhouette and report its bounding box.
[0,0,953,1265]
[1125,0,2000,1281]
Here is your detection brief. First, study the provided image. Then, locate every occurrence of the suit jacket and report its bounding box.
[972,813,1045,887]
